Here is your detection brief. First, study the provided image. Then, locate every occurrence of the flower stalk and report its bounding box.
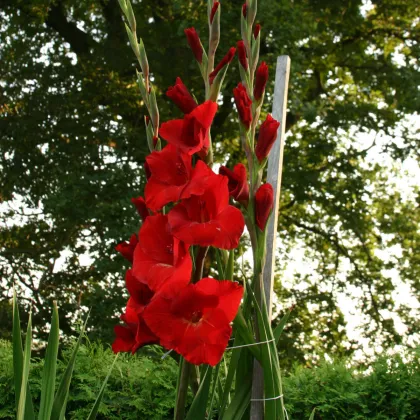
[116,0,287,418]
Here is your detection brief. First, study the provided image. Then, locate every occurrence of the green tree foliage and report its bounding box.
[1,0,419,360]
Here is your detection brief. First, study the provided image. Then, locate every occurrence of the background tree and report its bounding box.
[1,0,419,364]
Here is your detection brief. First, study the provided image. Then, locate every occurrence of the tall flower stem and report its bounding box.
[174,245,209,419]
[174,359,190,420]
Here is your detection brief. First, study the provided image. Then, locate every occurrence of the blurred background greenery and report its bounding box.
[0,0,419,366]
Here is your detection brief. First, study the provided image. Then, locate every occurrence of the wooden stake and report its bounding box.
[250,55,291,419]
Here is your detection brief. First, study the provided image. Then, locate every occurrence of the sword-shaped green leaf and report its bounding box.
[38,301,60,420]
[185,365,212,420]
[17,309,32,420]
[12,291,35,420]
[50,312,89,420]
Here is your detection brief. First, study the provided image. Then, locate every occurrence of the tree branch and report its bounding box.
[45,2,96,57]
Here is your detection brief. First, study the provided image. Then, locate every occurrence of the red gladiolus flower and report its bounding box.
[254,24,261,38]
[143,278,244,366]
[233,83,252,129]
[209,47,236,84]
[255,183,274,230]
[159,101,218,155]
[237,40,248,70]
[166,77,198,114]
[219,163,249,206]
[145,145,192,210]
[132,214,192,296]
[131,196,149,222]
[115,234,138,263]
[254,61,269,101]
[168,171,245,249]
[184,28,203,64]
[255,114,280,162]
[145,147,213,211]
[112,270,158,353]
[210,2,220,23]
[242,3,247,18]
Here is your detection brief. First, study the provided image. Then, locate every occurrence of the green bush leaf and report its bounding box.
[87,354,118,420]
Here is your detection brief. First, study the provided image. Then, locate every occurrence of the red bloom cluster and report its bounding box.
[114,95,245,366]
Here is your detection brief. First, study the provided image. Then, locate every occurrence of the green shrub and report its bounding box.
[1,339,419,419]
[284,349,420,419]
[0,340,179,419]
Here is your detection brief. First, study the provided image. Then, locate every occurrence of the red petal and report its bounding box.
[132,243,156,284]
[169,202,244,249]
[146,144,191,186]
[195,278,243,322]
[112,325,136,353]
[180,160,213,200]
[135,317,159,350]
[189,101,218,130]
[143,294,183,350]
[159,119,185,148]
[213,205,245,249]
[145,178,186,211]
[176,309,232,366]
[125,270,154,306]
[139,214,173,265]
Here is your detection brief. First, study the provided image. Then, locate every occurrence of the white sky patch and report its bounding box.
[360,0,374,17]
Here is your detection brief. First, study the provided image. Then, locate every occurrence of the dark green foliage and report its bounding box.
[284,349,420,419]
[1,340,419,419]
[1,0,419,362]
[0,340,179,419]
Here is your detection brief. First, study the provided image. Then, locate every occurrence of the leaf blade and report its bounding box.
[38,301,60,420]
[50,312,89,420]
[17,310,32,420]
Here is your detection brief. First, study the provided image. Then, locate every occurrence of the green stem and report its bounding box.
[174,359,191,420]
[192,246,209,284]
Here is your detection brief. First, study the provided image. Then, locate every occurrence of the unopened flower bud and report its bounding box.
[184,27,204,64]
[210,2,220,23]
[255,114,280,162]
[254,61,269,101]
[237,40,248,70]
[166,77,198,114]
[255,183,274,231]
[209,47,236,84]
[233,83,252,129]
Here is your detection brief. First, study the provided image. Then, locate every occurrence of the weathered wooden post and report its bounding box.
[251,55,291,419]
